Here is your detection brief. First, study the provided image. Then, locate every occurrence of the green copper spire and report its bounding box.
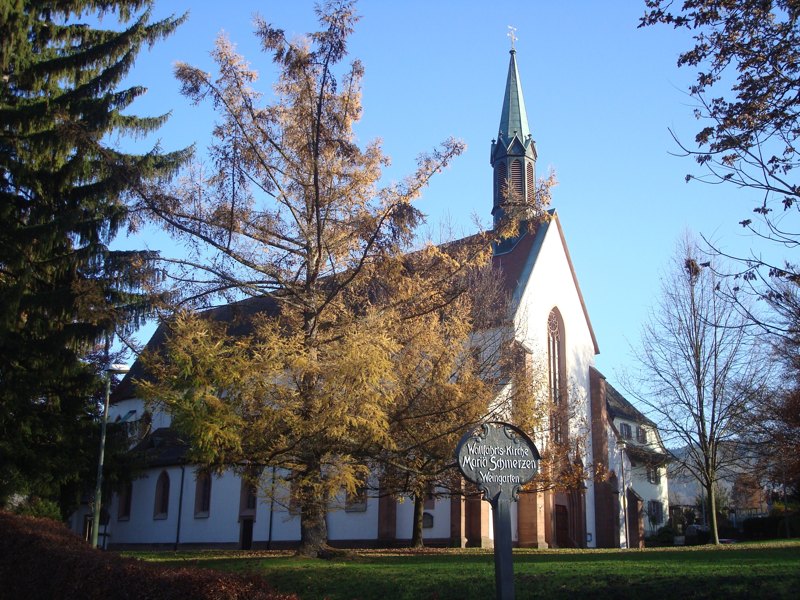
[497,49,531,145]
[490,43,537,235]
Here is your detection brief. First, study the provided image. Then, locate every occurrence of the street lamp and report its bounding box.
[91,363,130,549]
[616,440,629,548]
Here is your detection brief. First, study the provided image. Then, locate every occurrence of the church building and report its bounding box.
[68,47,670,551]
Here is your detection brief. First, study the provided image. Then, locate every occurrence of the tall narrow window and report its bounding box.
[636,426,648,444]
[118,481,132,521]
[647,466,660,485]
[153,471,170,519]
[239,478,258,520]
[648,500,663,525]
[548,308,566,443]
[194,471,212,518]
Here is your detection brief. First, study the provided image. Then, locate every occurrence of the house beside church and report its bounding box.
[68,47,669,550]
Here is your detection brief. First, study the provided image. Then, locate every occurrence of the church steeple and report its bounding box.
[490,43,537,232]
[498,49,531,146]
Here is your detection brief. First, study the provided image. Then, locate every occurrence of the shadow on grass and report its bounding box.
[129,542,800,600]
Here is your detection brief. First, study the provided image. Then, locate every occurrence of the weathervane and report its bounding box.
[507,26,518,50]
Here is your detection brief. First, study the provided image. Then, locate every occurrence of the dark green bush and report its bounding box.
[0,511,297,600]
[12,496,62,520]
[742,514,799,540]
[645,525,676,547]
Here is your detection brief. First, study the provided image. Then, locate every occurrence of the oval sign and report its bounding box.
[455,421,540,502]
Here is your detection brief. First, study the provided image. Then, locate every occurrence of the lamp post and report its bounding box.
[91,364,130,549]
[616,440,629,548]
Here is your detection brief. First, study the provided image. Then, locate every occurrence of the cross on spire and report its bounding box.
[507,26,517,50]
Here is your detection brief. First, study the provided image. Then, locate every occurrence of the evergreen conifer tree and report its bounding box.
[0,1,189,514]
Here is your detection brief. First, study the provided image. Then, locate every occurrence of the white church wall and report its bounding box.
[266,510,301,543]
[393,493,452,542]
[327,496,379,541]
[107,466,306,546]
[178,470,241,545]
[512,217,599,548]
[394,496,414,540]
[110,465,183,546]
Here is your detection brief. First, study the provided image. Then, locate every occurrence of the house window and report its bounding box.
[620,423,632,440]
[648,500,664,526]
[424,492,435,510]
[153,471,170,519]
[194,471,212,518]
[647,466,660,485]
[345,486,368,513]
[422,512,434,529]
[548,308,566,443]
[118,481,132,521]
[636,426,648,444]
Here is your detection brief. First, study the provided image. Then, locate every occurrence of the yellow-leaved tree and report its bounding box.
[135,0,467,557]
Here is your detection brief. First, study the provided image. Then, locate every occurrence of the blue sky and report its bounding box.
[114,0,769,389]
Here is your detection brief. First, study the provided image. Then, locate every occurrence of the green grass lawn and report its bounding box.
[127,540,800,600]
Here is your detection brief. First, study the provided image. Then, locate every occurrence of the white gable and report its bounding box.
[512,213,598,368]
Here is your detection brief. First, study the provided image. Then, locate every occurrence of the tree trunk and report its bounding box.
[411,493,425,548]
[296,453,330,558]
[296,312,330,558]
[707,482,720,545]
[298,489,330,557]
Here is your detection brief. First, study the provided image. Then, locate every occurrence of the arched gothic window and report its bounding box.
[194,471,212,517]
[239,478,258,518]
[153,471,170,519]
[118,481,132,521]
[548,308,566,443]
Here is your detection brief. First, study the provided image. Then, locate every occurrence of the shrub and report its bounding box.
[12,496,62,521]
[742,514,799,540]
[0,511,298,600]
[645,525,676,547]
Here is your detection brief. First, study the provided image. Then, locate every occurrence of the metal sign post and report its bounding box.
[456,422,540,600]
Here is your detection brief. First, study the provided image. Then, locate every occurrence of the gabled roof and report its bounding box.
[495,210,599,355]
[132,427,189,467]
[604,380,670,465]
[117,209,601,401]
[605,381,655,427]
[113,295,281,402]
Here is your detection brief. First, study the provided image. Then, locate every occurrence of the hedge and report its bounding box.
[0,511,298,600]
[742,514,799,540]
